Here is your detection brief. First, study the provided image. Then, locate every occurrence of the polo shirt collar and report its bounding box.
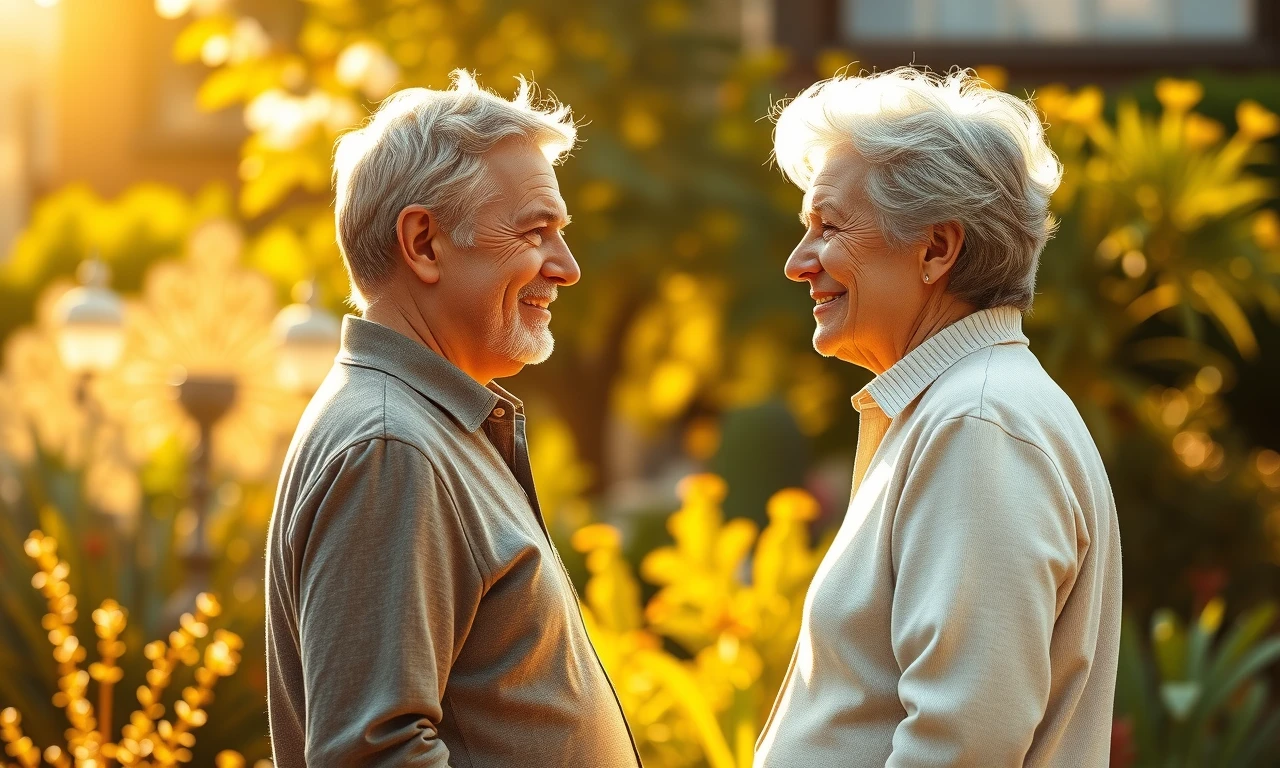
[336,315,513,433]
[852,305,1027,418]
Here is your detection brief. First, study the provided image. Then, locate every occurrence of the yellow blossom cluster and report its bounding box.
[1,531,246,768]
[573,474,826,768]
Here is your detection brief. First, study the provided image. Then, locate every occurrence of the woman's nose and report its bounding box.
[784,238,821,283]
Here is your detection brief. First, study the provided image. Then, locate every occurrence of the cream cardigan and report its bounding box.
[755,306,1122,768]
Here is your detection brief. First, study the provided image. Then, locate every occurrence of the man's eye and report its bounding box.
[524,230,544,246]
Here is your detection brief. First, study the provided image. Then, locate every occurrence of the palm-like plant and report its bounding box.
[1113,600,1280,767]
[1031,80,1280,457]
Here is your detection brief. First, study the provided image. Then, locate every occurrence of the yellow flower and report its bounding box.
[677,473,728,506]
[1184,113,1224,149]
[1237,99,1280,141]
[1155,78,1203,113]
[215,751,246,768]
[577,180,619,212]
[1064,87,1104,126]
[620,105,662,149]
[647,0,689,31]
[973,65,1008,92]
[572,523,623,553]
[1198,597,1225,634]
[1253,210,1280,250]
[1034,84,1071,123]
[815,49,856,79]
[766,488,819,522]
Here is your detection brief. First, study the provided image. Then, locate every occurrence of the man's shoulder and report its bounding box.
[279,362,464,497]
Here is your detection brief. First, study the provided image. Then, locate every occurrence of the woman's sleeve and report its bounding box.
[887,415,1080,767]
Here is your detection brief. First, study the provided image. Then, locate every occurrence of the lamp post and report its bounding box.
[53,258,125,401]
[273,280,341,395]
[53,257,125,523]
[166,279,336,610]
[170,368,237,589]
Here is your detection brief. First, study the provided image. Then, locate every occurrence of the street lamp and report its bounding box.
[170,366,237,585]
[53,258,125,388]
[51,257,128,527]
[272,280,341,395]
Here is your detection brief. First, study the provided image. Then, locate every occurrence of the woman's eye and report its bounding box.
[820,223,837,238]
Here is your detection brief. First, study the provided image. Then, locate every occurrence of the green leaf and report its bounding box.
[1191,637,1280,730]
[1231,709,1280,768]
[1161,680,1201,721]
[1115,613,1160,759]
[1152,608,1189,682]
[1209,603,1277,682]
[1216,680,1265,768]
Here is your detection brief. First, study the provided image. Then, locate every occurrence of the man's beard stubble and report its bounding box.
[488,281,557,365]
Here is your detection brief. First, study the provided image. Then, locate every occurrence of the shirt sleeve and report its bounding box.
[887,415,1080,767]
[294,438,485,766]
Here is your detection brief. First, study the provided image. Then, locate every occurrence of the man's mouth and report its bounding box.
[812,291,846,311]
[519,295,554,319]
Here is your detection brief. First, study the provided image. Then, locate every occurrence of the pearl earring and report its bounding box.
[923,274,930,283]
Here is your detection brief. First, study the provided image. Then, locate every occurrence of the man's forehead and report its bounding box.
[484,139,560,189]
[514,186,568,217]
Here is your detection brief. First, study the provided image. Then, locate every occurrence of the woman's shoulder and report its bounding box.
[916,342,1092,454]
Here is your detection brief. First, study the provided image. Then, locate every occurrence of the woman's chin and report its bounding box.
[811,328,845,358]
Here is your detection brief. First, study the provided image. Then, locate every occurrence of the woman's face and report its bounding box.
[784,145,931,374]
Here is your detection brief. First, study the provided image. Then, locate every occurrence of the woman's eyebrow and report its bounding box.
[800,198,838,223]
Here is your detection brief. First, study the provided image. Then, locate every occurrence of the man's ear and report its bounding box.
[920,220,965,282]
[395,205,443,285]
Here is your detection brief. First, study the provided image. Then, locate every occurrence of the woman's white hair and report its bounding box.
[773,67,1062,311]
[333,70,577,309]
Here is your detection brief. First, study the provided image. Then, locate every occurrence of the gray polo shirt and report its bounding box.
[265,316,640,767]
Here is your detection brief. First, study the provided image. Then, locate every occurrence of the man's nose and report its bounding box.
[542,237,580,286]
[784,238,820,283]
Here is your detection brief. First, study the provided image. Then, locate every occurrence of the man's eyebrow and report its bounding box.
[514,203,571,229]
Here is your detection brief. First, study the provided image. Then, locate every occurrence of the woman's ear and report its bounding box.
[920,221,965,283]
[396,205,443,285]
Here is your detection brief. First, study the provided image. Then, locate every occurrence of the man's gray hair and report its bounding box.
[773,67,1062,311]
[333,70,577,309]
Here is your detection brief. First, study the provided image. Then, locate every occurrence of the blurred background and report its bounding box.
[1,0,1279,766]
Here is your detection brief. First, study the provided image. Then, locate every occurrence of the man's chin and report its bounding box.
[511,329,555,366]
[519,340,554,365]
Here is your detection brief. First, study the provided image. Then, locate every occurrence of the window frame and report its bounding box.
[775,0,1280,82]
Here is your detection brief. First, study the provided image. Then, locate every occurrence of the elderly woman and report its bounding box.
[755,69,1122,767]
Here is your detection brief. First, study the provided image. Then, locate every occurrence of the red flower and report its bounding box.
[83,532,106,559]
[1187,567,1227,614]
[1110,717,1136,768]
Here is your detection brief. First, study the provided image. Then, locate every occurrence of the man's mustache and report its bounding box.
[518,282,558,305]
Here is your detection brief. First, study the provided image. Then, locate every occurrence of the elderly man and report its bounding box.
[755,69,1122,766]
[265,71,639,767]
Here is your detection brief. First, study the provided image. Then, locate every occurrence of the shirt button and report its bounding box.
[493,407,505,418]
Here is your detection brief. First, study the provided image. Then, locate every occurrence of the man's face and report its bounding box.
[432,138,579,380]
[784,145,925,373]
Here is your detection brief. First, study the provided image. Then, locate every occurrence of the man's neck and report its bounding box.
[363,297,492,386]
